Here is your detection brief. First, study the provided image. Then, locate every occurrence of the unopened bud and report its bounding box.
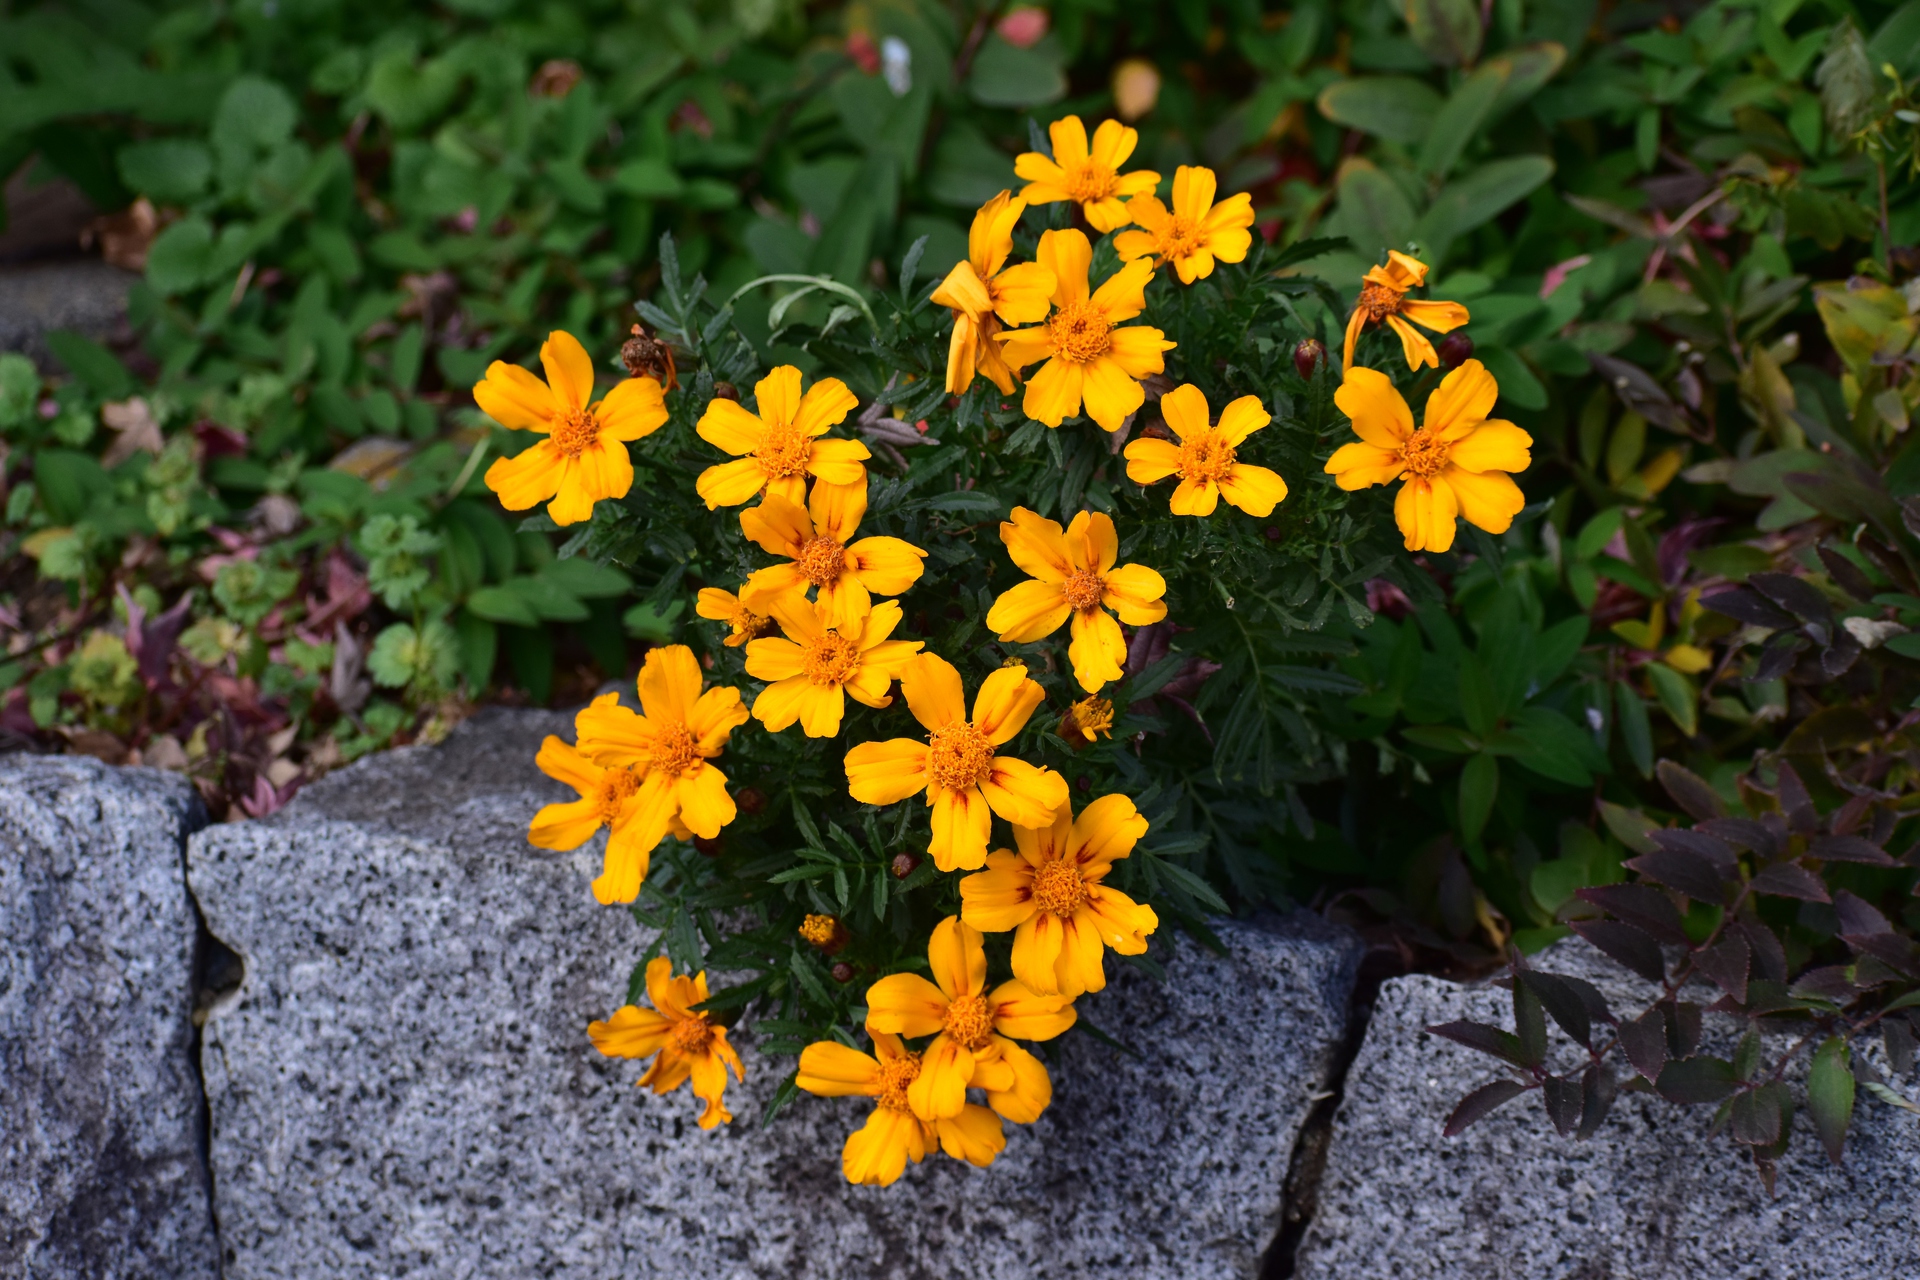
[693,836,722,857]
[1264,525,1283,543]
[1293,338,1324,380]
[890,852,920,879]
[831,961,856,983]
[737,786,767,816]
[711,381,739,402]
[1437,333,1474,369]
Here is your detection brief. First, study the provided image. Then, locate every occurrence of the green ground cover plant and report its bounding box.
[2,0,1918,1179]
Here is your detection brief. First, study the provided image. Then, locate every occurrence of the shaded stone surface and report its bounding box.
[0,260,136,366]
[188,707,1363,1279]
[0,754,220,1279]
[1292,942,1920,1280]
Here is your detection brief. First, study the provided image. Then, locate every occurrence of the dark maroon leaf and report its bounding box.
[1520,971,1593,1048]
[1657,1056,1738,1104]
[1427,1021,1533,1069]
[1790,964,1859,1002]
[1817,543,1878,602]
[1649,827,1739,869]
[1810,835,1896,865]
[1831,794,1871,836]
[1751,634,1805,682]
[1543,1075,1583,1136]
[1736,916,1788,981]
[1559,974,1618,1027]
[1696,933,1750,1002]
[1750,571,1833,624]
[1741,980,1804,1016]
[1698,817,1784,859]
[1821,629,1863,677]
[1656,760,1726,820]
[1626,848,1729,903]
[1750,861,1832,902]
[1776,762,1817,834]
[1663,999,1704,1057]
[1443,1079,1531,1137]
[1513,976,1548,1066]
[1835,890,1893,935]
[1575,1064,1618,1139]
[1856,956,1907,987]
[1699,586,1797,631]
[1870,806,1896,846]
[1848,934,1920,978]
[1731,1083,1786,1146]
[1576,884,1691,944]
[1571,920,1666,984]
[1619,1009,1668,1080]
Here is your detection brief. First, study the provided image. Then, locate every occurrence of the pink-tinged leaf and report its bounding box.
[1656,759,1725,820]
[1625,847,1728,903]
[1618,1009,1667,1080]
[1443,1079,1531,1137]
[1695,933,1750,1002]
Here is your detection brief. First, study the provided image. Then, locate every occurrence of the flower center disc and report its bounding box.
[1061,567,1106,612]
[926,720,995,792]
[596,768,639,824]
[1048,301,1114,364]
[670,1014,713,1055]
[877,1053,921,1111]
[649,725,701,776]
[551,409,599,459]
[794,536,847,587]
[755,423,813,480]
[1031,860,1088,918]
[942,994,994,1050]
[1161,215,1201,259]
[1179,432,1237,484]
[804,633,862,686]
[1357,281,1405,322]
[1399,428,1451,479]
[1064,161,1117,204]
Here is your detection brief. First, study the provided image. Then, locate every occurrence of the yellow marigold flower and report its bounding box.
[864,916,1072,1122]
[745,596,923,737]
[928,191,1058,395]
[1014,115,1161,233]
[1325,361,1533,554]
[1114,166,1255,284]
[1059,695,1114,746]
[1123,383,1289,517]
[985,507,1167,694]
[589,957,744,1129]
[1342,251,1470,372]
[477,330,669,526]
[694,586,771,648]
[738,476,927,631]
[694,365,869,509]
[526,730,691,859]
[573,645,749,903]
[795,1031,1006,1185]
[797,912,849,953]
[845,655,1070,872]
[959,795,1158,998]
[997,229,1174,433]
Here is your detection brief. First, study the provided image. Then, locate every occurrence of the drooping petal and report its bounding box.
[1334,367,1415,448]
[1080,356,1145,433]
[845,738,932,805]
[986,978,1077,1041]
[671,761,735,840]
[934,1103,1007,1166]
[972,664,1046,744]
[1399,297,1470,336]
[587,1002,673,1060]
[593,773,674,903]
[474,361,559,432]
[1423,358,1500,437]
[1083,883,1159,952]
[927,915,986,1000]
[1123,436,1182,484]
[1100,562,1167,624]
[1444,419,1533,472]
[796,1041,882,1097]
[943,310,981,394]
[1067,607,1127,691]
[1395,474,1459,553]
[484,442,565,511]
[1444,465,1527,536]
[1000,506,1074,582]
[594,378,670,441]
[958,854,1036,933]
[929,785,993,872]
[1385,314,1439,371]
[906,1034,975,1121]
[929,259,995,317]
[981,1037,1051,1124]
[1169,476,1220,516]
[980,758,1069,827]
[539,330,596,412]
[864,972,949,1038]
[1218,462,1289,516]
[986,578,1072,643]
[535,734,602,795]
[687,1049,734,1128]
[751,675,814,733]
[988,261,1056,326]
[1053,912,1110,996]
[841,1104,926,1186]
[528,796,603,851]
[900,653,967,732]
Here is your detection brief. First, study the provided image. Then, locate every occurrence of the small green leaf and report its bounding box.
[1808,1036,1855,1163]
[1459,752,1499,845]
[1317,77,1444,144]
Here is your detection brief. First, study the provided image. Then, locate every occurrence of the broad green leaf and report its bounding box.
[117,138,212,203]
[1459,752,1498,844]
[1645,663,1698,738]
[928,119,1016,209]
[1808,1037,1855,1163]
[540,557,633,598]
[1331,158,1417,261]
[967,34,1067,107]
[1317,77,1443,144]
[1417,156,1556,257]
[1404,0,1483,66]
[1417,62,1508,177]
[144,216,217,294]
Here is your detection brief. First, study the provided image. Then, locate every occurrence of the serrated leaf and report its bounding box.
[1428,1020,1533,1069]
[1443,1078,1531,1136]
[1656,1056,1737,1105]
